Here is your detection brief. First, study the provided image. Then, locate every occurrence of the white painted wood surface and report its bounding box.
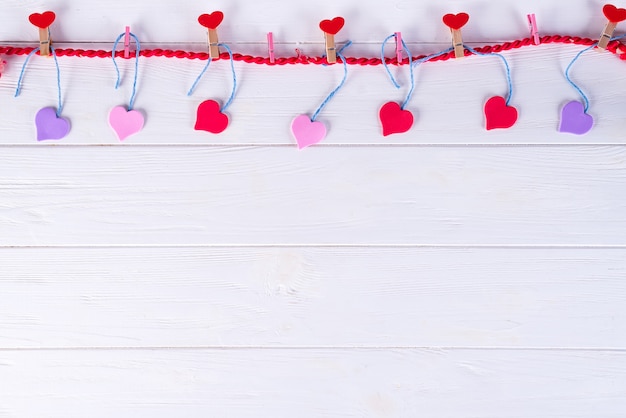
[1,0,626,416]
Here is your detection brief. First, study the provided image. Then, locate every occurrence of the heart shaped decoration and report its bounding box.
[109,106,145,141]
[29,11,56,29]
[35,107,70,141]
[198,11,224,30]
[195,100,229,134]
[319,17,345,35]
[291,115,326,149]
[603,4,626,23]
[379,102,414,136]
[484,96,518,130]
[442,13,470,30]
[559,101,593,135]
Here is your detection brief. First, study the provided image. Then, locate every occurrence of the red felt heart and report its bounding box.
[379,102,414,136]
[29,11,56,29]
[442,13,470,30]
[195,100,229,134]
[603,4,626,22]
[484,96,518,130]
[319,17,345,35]
[198,11,224,30]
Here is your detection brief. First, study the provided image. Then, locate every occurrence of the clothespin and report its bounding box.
[395,32,403,64]
[267,32,275,64]
[598,4,626,51]
[28,11,56,57]
[527,14,540,45]
[0,60,5,78]
[123,26,131,58]
[197,11,224,59]
[319,17,345,64]
[442,13,470,59]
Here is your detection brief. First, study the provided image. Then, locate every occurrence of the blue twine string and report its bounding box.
[564,34,626,113]
[112,32,141,110]
[311,41,352,122]
[186,43,237,112]
[464,45,514,106]
[381,34,453,109]
[15,45,64,116]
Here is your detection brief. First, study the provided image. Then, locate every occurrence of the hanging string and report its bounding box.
[381,35,454,109]
[14,46,64,116]
[464,45,514,105]
[111,32,141,110]
[187,43,237,112]
[310,41,353,122]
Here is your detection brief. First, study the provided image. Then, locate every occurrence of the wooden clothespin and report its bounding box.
[198,11,224,59]
[267,32,275,64]
[28,11,56,57]
[442,13,470,59]
[124,26,131,58]
[395,32,404,64]
[319,17,345,64]
[598,4,626,50]
[527,14,540,45]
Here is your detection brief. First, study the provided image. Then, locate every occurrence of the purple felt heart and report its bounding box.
[35,107,70,141]
[559,101,593,135]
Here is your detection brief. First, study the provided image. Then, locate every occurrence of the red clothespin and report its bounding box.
[527,14,540,45]
[28,11,56,57]
[395,32,403,64]
[443,13,469,59]
[124,26,131,58]
[319,17,345,64]
[267,32,275,64]
[598,4,626,51]
[198,11,224,59]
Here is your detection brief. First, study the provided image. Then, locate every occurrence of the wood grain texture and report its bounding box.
[0,247,625,349]
[0,348,624,418]
[0,146,624,245]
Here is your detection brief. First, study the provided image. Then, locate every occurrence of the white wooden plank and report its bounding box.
[0,247,625,348]
[0,348,624,417]
[1,44,625,145]
[0,147,624,245]
[1,0,612,42]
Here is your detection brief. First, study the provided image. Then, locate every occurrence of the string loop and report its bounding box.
[311,41,352,121]
[187,43,237,112]
[112,32,141,110]
[14,46,64,116]
[464,45,514,105]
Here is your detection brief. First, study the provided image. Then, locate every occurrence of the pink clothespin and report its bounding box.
[395,32,403,64]
[267,32,275,64]
[527,14,540,45]
[0,60,5,77]
[123,26,131,58]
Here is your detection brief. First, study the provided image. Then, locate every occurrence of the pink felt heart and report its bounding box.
[109,106,145,141]
[319,17,345,35]
[29,11,56,29]
[603,4,626,23]
[198,11,224,29]
[195,100,229,134]
[35,107,70,141]
[559,101,593,135]
[291,115,326,149]
[379,102,414,136]
[442,13,470,30]
[484,96,518,130]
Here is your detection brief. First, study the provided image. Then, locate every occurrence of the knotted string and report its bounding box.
[112,32,141,110]
[311,41,352,121]
[15,46,64,116]
[187,43,237,112]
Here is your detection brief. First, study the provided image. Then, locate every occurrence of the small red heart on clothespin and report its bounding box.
[29,11,56,29]
[319,17,345,35]
[379,102,414,136]
[198,11,224,30]
[603,4,626,22]
[195,100,229,134]
[443,13,469,30]
[484,96,518,130]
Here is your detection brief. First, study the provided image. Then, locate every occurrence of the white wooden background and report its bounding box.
[1,0,626,416]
